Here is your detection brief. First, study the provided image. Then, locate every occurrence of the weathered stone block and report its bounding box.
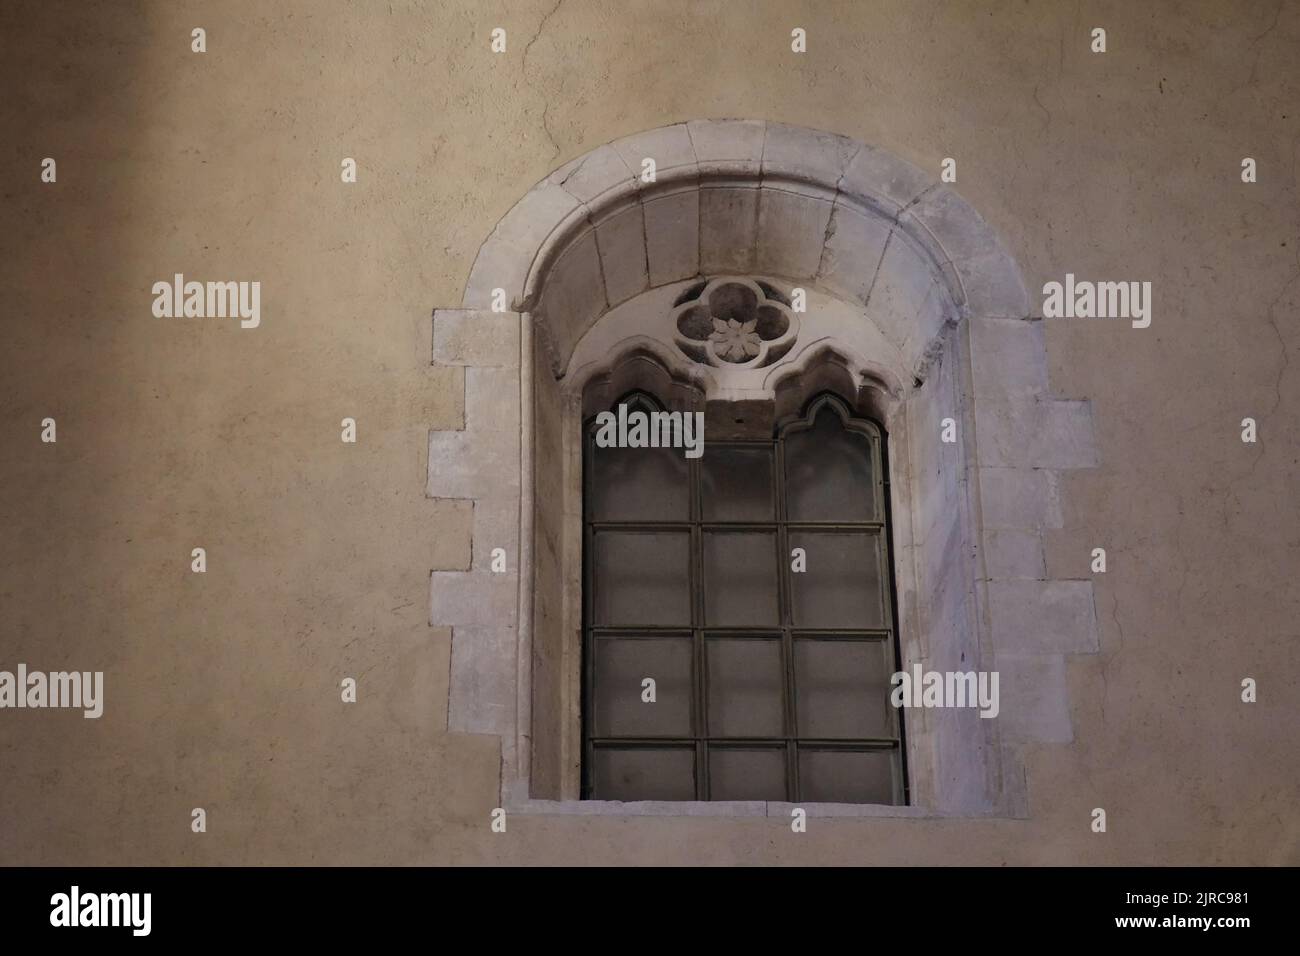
[643,190,700,285]
[989,580,1099,654]
[687,118,765,175]
[593,203,649,306]
[868,231,950,364]
[956,247,1033,319]
[837,145,932,216]
[447,623,517,736]
[612,123,697,175]
[974,398,1097,469]
[755,186,832,279]
[969,316,1048,400]
[994,652,1074,743]
[549,144,635,205]
[699,186,758,274]
[817,202,892,305]
[903,186,998,263]
[463,234,532,311]
[427,368,520,499]
[432,310,521,367]
[537,228,607,352]
[426,428,518,500]
[979,467,1063,529]
[982,528,1046,579]
[492,182,584,255]
[761,122,859,186]
[466,366,520,432]
[429,570,517,629]
[472,498,521,574]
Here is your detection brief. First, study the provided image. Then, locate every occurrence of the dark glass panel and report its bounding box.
[593,747,696,801]
[706,637,784,737]
[798,748,898,804]
[788,531,885,628]
[709,747,787,801]
[703,532,779,625]
[593,531,691,626]
[784,405,877,521]
[594,636,693,737]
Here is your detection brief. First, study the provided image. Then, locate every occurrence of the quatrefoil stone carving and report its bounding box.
[671,277,800,369]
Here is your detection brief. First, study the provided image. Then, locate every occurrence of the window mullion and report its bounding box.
[775,436,799,803]
[690,449,707,801]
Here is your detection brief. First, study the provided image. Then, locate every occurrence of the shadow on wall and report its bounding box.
[0,3,162,859]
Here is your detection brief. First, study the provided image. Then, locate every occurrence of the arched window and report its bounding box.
[432,121,1098,817]
[582,390,907,804]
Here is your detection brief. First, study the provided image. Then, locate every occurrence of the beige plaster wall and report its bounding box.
[0,0,1296,864]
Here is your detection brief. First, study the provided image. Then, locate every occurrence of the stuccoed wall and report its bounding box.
[0,0,1296,864]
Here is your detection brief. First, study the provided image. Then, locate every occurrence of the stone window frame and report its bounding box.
[428,120,1100,820]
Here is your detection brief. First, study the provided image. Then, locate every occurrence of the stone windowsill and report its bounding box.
[504,799,982,819]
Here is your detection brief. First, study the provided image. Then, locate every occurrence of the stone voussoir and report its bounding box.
[687,118,766,177]
[761,122,860,188]
[610,123,698,181]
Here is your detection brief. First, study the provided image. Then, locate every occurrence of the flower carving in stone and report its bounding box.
[710,317,762,361]
[672,277,799,368]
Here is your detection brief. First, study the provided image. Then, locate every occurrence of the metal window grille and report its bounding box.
[582,391,908,804]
